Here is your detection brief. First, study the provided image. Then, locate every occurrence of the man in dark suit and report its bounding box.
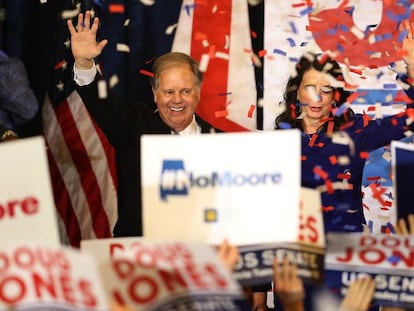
[68,11,222,237]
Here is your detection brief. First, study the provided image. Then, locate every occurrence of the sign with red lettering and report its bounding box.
[233,187,325,286]
[325,233,414,308]
[0,137,59,246]
[0,243,108,310]
[81,238,250,310]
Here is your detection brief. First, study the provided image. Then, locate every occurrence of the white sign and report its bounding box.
[0,136,60,246]
[141,130,301,245]
[0,243,108,310]
[325,233,414,308]
[81,238,248,310]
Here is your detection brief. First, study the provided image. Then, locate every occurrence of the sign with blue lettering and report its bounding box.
[325,233,414,308]
[141,130,301,246]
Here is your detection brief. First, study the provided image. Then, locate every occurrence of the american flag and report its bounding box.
[42,2,117,248]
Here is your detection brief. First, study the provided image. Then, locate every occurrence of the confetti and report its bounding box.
[61,8,81,19]
[215,51,229,60]
[165,24,178,35]
[116,43,130,53]
[109,4,125,13]
[199,54,210,72]
[215,110,228,118]
[139,69,154,78]
[140,0,155,5]
[109,75,119,89]
[97,80,107,99]
[247,105,255,118]
[273,49,287,56]
[286,38,296,47]
[350,26,365,40]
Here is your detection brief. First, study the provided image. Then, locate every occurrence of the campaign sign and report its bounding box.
[325,233,414,308]
[233,187,325,286]
[0,136,60,246]
[391,140,414,223]
[141,130,301,246]
[81,238,250,310]
[0,243,108,310]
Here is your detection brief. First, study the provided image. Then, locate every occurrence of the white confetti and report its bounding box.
[98,80,108,99]
[109,75,119,89]
[116,43,130,53]
[215,51,230,60]
[350,25,365,40]
[199,54,210,72]
[165,23,178,35]
[140,0,155,6]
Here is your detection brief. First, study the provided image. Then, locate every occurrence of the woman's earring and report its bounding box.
[332,102,337,108]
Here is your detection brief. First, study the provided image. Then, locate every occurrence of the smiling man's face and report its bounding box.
[152,63,201,133]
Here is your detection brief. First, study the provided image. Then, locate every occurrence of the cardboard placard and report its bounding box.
[81,238,250,310]
[325,232,414,308]
[0,137,60,246]
[0,243,108,310]
[141,130,301,246]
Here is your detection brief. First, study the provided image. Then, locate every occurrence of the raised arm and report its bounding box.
[401,20,414,84]
[67,10,108,70]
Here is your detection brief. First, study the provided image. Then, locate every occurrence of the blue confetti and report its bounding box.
[383,83,397,89]
[326,28,337,35]
[334,103,348,116]
[93,0,104,7]
[299,6,313,16]
[343,224,357,231]
[375,33,392,42]
[279,122,292,129]
[184,4,196,16]
[336,44,344,53]
[387,255,401,265]
[218,92,232,96]
[273,49,287,56]
[339,24,349,32]
[398,29,408,43]
[287,38,296,47]
[289,21,297,34]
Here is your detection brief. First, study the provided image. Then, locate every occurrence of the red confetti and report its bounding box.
[313,166,329,180]
[292,2,306,7]
[359,151,369,159]
[337,173,351,179]
[194,32,207,40]
[215,110,228,118]
[362,111,371,127]
[251,31,257,39]
[308,133,318,147]
[329,155,337,165]
[369,183,387,206]
[54,60,66,70]
[325,180,334,194]
[323,206,335,212]
[139,70,154,78]
[247,105,255,118]
[109,4,125,13]
[366,176,381,181]
[350,68,363,75]
[258,49,267,58]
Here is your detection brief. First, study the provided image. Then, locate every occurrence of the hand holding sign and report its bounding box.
[339,277,376,311]
[273,256,305,311]
[395,214,414,235]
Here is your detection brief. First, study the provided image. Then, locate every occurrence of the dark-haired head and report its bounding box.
[275,51,354,133]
